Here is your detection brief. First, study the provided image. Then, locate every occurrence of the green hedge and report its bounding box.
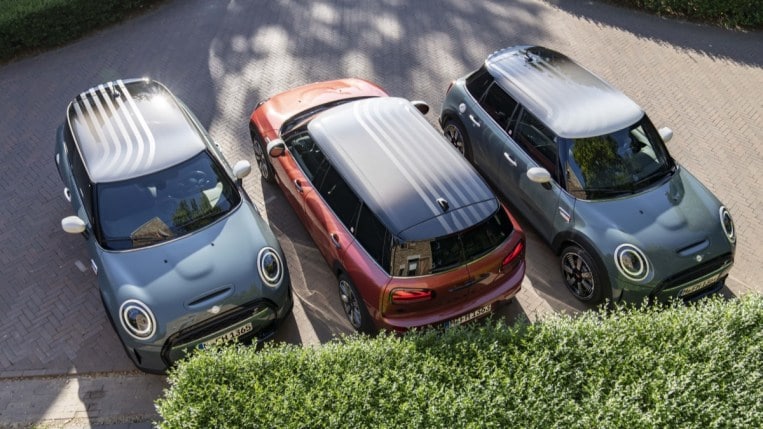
[156,295,763,428]
[0,0,165,62]
[606,0,763,28]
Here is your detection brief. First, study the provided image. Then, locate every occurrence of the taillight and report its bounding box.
[501,241,525,272]
[445,81,454,94]
[391,289,434,304]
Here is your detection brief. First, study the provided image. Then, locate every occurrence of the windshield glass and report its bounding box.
[95,151,241,250]
[563,115,674,200]
[390,207,513,277]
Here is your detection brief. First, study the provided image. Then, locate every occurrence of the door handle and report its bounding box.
[63,187,72,202]
[330,233,341,249]
[468,114,481,128]
[503,152,517,167]
[294,179,303,193]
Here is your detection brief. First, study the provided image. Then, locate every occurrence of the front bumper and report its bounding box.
[616,253,733,304]
[125,290,293,373]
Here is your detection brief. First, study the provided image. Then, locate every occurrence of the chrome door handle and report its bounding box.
[294,179,303,193]
[503,152,517,167]
[330,233,341,249]
[468,114,481,128]
[63,187,72,202]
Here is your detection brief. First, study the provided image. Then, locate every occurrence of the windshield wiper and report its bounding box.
[632,168,671,189]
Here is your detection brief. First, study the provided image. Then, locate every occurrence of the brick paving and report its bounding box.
[0,0,760,426]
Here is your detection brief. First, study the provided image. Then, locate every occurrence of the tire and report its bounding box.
[442,119,473,161]
[251,136,275,183]
[560,245,610,305]
[337,273,376,335]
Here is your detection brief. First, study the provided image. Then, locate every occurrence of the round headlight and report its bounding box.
[719,206,735,244]
[258,247,283,288]
[119,300,156,340]
[614,244,650,282]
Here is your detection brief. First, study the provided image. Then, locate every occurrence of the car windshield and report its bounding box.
[280,97,375,135]
[95,151,241,250]
[563,115,675,200]
[390,207,513,277]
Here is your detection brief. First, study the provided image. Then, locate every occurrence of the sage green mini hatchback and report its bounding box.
[55,78,292,372]
[440,46,736,305]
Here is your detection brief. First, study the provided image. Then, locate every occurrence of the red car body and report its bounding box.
[249,78,525,333]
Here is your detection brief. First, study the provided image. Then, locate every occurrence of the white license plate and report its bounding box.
[679,272,721,298]
[448,304,492,327]
[200,323,253,348]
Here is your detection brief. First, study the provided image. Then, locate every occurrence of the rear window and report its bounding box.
[465,66,494,99]
[389,206,513,277]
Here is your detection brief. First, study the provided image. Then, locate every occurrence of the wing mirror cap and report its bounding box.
[61,216,86,234]
[411,100,430,115]
[267,139,286,157]
[527,167,552,184]
[232,160,252,179]
[659,127,673,143]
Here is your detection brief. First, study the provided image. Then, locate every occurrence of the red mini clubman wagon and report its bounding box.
[249,78,525,334]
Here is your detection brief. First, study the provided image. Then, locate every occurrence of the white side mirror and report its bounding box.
[267,139,286,157]
[658,127,673,143]
[62,216,86,234]
[527,167,552,184]
[411,100,430,115]
[233,160,252,179]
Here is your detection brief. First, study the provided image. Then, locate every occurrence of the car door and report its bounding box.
[271,131,322,227]
[504,109,573,243]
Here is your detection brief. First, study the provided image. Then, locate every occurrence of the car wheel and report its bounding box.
[252,138,275,183]
[443,119,473,161]
[560,245,609,305]
[337,273,376,335]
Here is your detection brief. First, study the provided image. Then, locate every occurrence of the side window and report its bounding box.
[285,132,329,182]
[70,148,94,221]
[317,166,361,230]
[465,66,493,100]
[480,84,519,130]
[512,110,560,181]
[354,204,392,273]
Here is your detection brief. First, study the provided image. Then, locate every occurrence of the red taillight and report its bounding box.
[446,81,454,94]
[501,241,525,271]
[391,289,434,304]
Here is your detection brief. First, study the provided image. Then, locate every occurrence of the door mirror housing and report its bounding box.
[527,167,551,184]
[232,160,252,179]
[658,127,673,143]
[411,100,430,115]
[267,139,286,157]
[61,216,87,234]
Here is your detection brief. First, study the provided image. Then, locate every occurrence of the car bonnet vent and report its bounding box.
[436,198,449,212]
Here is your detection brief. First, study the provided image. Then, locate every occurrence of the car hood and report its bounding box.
[575,168,723,253]
[98,201,279,319]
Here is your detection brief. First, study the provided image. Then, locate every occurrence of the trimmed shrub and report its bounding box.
[0,0,165,62]
[156,295,763,428]
[606,0,763,29]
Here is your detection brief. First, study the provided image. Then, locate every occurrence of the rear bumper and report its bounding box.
[376,261,524,332]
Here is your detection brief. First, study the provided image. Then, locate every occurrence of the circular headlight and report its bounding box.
[119,300,156,340]
[614,244,650,282]
[719,206,735,244]
[258,247,283,288]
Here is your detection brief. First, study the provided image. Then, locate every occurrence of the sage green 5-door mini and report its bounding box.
[55,78,292,373]
[441,46,736,305]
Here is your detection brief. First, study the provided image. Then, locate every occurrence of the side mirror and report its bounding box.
[267,139,286,157]
[658,127,673,143]
[233,160,252,179]
[527,167,551,184]
[61,216,86,234]
[411,100,430,115]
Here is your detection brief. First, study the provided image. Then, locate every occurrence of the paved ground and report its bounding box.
[0,0,760,427]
